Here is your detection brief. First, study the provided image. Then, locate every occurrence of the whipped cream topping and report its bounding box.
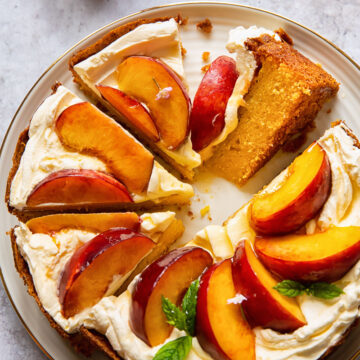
[308,123,360,231]
[200,26,281,160]
[255,262,360,360]
[9,86,193,209]
[84,291,212,360]
[74,19,201,170]
[192,123,360,360]
[14,211,176,333]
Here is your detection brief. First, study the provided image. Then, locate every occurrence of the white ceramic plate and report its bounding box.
[1,2,360,360]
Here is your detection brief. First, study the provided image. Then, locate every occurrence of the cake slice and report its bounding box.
[203,27,339,186]
[6,85,194,219]
[69,17,201,180]
[11,211,184,357]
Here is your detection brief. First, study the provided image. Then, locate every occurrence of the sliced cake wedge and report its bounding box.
[70,17,201,180]
[11,211,184,356]
[204,29,339,186]
[6,85,194,219]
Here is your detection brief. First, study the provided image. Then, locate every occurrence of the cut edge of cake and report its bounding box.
[205,33,339,186]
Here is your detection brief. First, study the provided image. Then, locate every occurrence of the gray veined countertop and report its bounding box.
[0,0,359,359]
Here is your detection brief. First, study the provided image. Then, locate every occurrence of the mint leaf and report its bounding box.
[307,282,344,299]
[273,280,306,297]
[181,280,200,336]
[153,336,192,360]
[162,296,187,332]
[274,280,344,300]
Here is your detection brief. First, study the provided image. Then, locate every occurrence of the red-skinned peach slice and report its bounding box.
[26,212,140,234]
[26,169,133,207]
[59,227,155,318]
[196,259,255,360]
[96,85,159,142]
[190,56,238,152]
[255,226,360,282]
[250,143,331,235]
[116,56,191,150]
[232,240,306,332]
[130,246,213,347]
[56,102,154,193]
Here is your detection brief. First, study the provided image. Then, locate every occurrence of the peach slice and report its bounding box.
[59,227,155,318]
[255,226,360,282]
[196,259,255,360]
[56,102,154,193]
[26,169,133,207]
[116,56,191,150]
[190,56,238,152]
[250,143,331,235]
[130,246,213,347]
[96,85,159,142]
[232,240,306,332]
[26,212,140,234]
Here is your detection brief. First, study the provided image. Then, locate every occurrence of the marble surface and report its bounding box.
[0,0,359,359]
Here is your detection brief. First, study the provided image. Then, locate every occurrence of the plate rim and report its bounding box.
[1,2,360,360]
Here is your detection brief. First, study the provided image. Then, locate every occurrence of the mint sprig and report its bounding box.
[153,336,192,360]
[274,280,344,299]
[162,279,199,337]
[156,280,200,360]
[181,279,199,337]
[162,297,187,332]
[273,280,306,297]
[307,282,344,299]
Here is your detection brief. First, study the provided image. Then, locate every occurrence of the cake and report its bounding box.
[69,17,201,180]
[11,211,184,358]
[70,19,339,189]
[10,122,360,360]
[6,13,359,360]
[6,84,194,220]
[204,28,339,186]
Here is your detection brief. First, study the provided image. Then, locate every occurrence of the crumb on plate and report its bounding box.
[181,45,187,57]
[197,18,212,33]
[176,14,188,26]
[201,64,210,73]
[200,205,210,217]
[202,51,210,62]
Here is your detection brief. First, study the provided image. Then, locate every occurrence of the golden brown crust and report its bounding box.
[69,16,174,69]
[80,327,121,360]
[5,128,29,219]
[275,28,293,45]
[332,120,360,148]
[69,16,196,181]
